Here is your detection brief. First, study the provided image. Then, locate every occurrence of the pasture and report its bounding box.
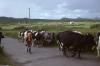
[0,21,100,38]
[0,21,100,65]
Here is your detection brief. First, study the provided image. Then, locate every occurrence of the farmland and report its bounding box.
[0,21,100,66]
[0,21,100,38]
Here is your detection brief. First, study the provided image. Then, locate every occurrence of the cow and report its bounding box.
[97,32,100,57]
[18,31,25,42]
[22,29,33,44]
[42,31,55,46]
[33,31,44,47]
[34,31,55,47]
[0,32,4,44]
[56,31,96,58]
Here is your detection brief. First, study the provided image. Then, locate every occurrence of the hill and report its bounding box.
[0,17,100,23]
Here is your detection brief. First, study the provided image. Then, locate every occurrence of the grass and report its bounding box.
[4,30,19,38]
[1,21,100,38]
[0,45,13,66]
[0,55,12,65]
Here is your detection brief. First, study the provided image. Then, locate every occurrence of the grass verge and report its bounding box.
[0,45,13,66]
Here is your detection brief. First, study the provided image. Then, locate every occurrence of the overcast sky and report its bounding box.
[0,0,100,19]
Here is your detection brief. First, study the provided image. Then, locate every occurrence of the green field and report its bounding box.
[0,22,100,38]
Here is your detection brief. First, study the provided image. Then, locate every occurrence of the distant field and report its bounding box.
[0,21,100,38]
[1,22,100,29]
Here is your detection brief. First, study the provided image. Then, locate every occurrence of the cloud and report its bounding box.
[0,0,100,19]
[42,2,89,19]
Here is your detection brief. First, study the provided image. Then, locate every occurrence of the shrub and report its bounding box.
[0,27,2,30]
[0,45,4,55]
[90,24,100,29]
[13,26,26,30]
[5,31,18,38]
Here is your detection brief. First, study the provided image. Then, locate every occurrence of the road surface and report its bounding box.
[2,37,100,66]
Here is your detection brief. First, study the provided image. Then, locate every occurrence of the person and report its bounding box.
[26,31,33,53]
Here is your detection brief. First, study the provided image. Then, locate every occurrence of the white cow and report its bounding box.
[23,30,33,45]
[73,31,82,34]
[97,35,100,57]
[23,31,28,44]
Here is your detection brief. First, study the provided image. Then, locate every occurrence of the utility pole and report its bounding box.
[28,8,31,28]
[29,8,30,23]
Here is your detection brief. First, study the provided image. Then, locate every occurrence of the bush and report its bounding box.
[90,24,100,29]
[0,27,2,30]
[13,26,26,30]
[0,45,13,65]
[0,45,4,55]
[5,31,18,38]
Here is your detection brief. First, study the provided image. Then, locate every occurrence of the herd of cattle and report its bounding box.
[18,29,100,58]
[0,29,100,58]
[18,30,55,47]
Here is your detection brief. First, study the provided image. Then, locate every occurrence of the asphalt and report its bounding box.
[2,37,100,66]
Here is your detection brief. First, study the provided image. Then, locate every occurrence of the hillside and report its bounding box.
[0,17,100,23]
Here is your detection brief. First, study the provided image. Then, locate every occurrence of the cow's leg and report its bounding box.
[59,42,63,51]
[40,40,44,47]
[37,40,40,47]
[71,50,76,57]
[69,47,76,57]
[57,40,62,51]
[22,37,24,42]
[59,44,61,51]
[24,38,26,44]
[63,47,66,56]
[77,49,81,58]
[63,46,68,57]
[42,40,45,47]
[35,39,38,47]
[60,43,68,57]
[33,39,36,47]
[72,48,81,58]
[97,47,100,56]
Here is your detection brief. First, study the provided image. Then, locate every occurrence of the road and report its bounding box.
[2,37,100,66]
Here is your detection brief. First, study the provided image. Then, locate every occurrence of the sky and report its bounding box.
[0,0,100,19]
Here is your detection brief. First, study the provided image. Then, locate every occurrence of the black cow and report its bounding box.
[34,31,44,47]
[0,32,4,44]
[42,32,55,46]
[35,31,55,47]
[56,31,96,58]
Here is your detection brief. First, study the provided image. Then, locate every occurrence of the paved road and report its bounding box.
[2,37,100,66]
